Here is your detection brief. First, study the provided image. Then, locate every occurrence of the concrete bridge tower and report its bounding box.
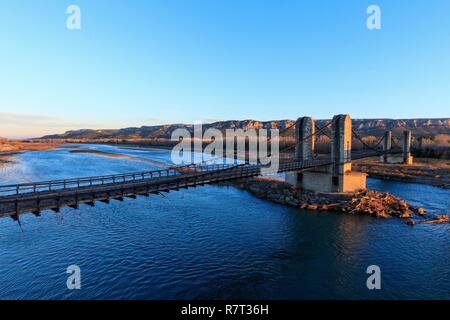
[331,114,352,177]
[295,117,315,162]
[286,117,315,185]
[287,114,366,193]
[403,130,413,164]
[329,114,366,193]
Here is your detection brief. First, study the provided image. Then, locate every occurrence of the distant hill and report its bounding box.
[38,118,450,140]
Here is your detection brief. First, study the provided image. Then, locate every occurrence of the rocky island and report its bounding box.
[225,177,448,225]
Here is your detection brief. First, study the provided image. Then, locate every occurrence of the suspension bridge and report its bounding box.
[0,114,413,219]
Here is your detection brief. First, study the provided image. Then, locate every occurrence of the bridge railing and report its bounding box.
[0,163,239,197]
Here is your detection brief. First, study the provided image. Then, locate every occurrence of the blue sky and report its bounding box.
[0,0,449,138]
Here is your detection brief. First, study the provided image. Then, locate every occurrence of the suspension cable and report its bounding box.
[279,117,340,154]
[391,136,400,148]
[351,129,385,153]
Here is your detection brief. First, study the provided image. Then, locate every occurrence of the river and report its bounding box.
[0,144,448,299]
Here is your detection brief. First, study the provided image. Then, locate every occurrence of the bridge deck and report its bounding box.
[0,160,331,217]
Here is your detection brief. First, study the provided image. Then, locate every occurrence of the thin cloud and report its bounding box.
[0,112,92,128]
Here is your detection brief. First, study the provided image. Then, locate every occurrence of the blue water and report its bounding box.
[0,145,449,300]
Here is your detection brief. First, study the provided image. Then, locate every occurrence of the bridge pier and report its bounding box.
[286,117,315,186]
[403,130,413,164]
[287,114,366,193]
[329,114,366,192]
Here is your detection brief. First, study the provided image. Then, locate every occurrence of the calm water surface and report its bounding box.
[0,145,449,299]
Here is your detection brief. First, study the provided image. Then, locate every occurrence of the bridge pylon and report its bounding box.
[403,130,413,164]
[331,114,353,177]
[287,114,366,193]
[295,117,315,162]
[379,130,413,164]
[286,117,315,186]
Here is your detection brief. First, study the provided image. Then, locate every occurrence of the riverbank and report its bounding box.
[225,177,448,224]
[0,155,15,167]
[0,142,61,167]
[353,157,450,189]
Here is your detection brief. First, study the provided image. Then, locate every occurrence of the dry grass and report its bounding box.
[0,141,59,153]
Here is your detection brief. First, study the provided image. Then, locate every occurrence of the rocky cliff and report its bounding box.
[39,118,450,140]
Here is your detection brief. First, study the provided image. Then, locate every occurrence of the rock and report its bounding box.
[398,200,408,208]
[421,214,450,224]
[267,194,282,203]
[406,219,416,226]
[400,211,413,219]
[376,211,391,219]
[226,177,419,221]
[416,208,426,216]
